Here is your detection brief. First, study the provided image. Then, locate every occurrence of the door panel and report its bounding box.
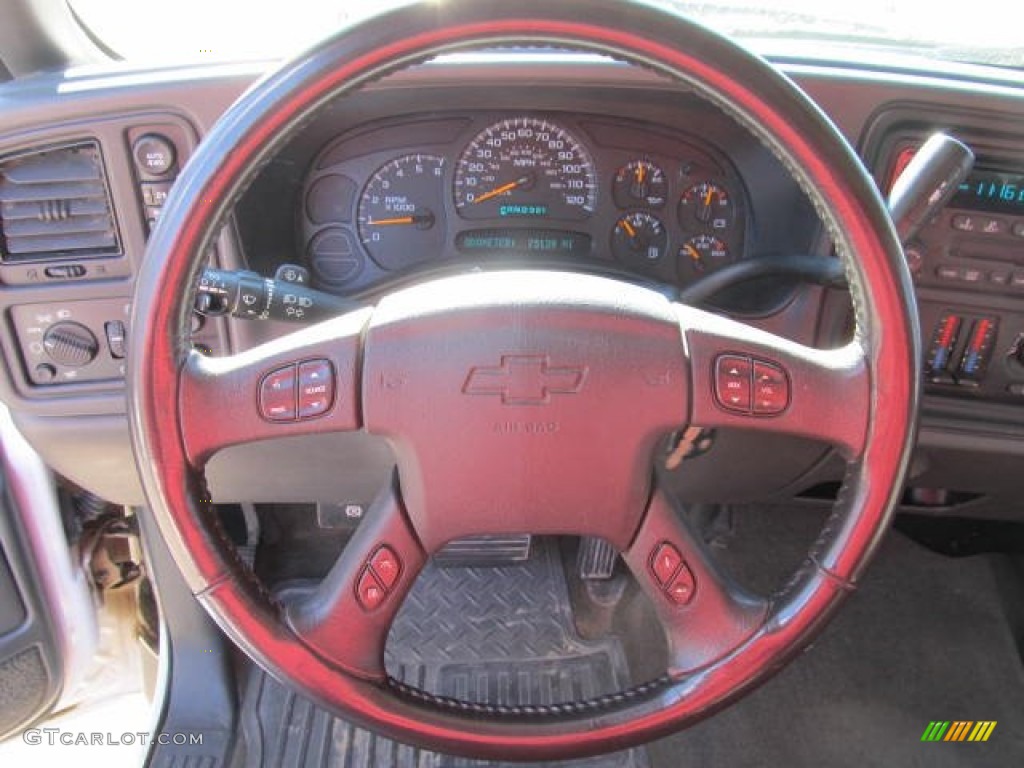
[0,405,97,742]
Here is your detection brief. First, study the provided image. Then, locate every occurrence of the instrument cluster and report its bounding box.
[300,113,748,295]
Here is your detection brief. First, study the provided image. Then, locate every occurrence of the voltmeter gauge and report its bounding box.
[679,182,733,231]
[612,212,668,265]
[613,160,667,208]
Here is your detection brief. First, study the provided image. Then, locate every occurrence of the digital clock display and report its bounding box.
[950,170,1024,215]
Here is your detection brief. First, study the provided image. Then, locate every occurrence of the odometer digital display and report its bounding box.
[455,229,591,257]
[951,170,1024,215]
[453,117,597,221]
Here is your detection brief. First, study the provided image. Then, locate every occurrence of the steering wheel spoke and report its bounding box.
[285,481,426,681]
[679,304,869,458]
[179,309,370,466]
[624,487,767,675]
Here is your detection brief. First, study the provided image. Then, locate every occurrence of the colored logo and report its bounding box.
[463,355,586,406]
[921,721,996,742]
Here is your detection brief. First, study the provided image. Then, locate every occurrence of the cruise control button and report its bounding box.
[356,568,387,611]
[666,563,696,605]
[298,359,334,419]
[259,364,297,421]
[650,542,682,587]
[752,361,789,415]
[714,355,751,413]
[369,546,402,590]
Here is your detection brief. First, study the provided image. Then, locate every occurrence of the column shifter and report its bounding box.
[887,132,974,244]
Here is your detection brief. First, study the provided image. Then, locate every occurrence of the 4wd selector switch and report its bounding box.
[42,321,99,367]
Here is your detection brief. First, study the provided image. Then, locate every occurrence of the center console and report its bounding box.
[866,106,1024,406]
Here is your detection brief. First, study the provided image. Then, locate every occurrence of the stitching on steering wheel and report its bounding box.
[386,673,674,717]
[195,472,281,609]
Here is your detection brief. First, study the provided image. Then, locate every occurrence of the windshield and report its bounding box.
[68,0,1022,70]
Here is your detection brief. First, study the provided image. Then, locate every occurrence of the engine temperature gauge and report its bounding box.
[679,182,733,231]
[612,212,667,266]
[613,160,667,208]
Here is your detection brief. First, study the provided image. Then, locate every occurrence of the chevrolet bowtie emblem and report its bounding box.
[463,355,587,405]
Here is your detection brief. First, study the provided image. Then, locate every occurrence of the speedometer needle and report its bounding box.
[471,175,532,205]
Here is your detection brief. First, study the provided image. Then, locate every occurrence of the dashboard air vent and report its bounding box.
[0,142,119,263]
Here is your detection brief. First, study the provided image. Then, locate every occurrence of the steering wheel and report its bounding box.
[128,0,919,760]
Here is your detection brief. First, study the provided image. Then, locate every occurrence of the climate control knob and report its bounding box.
[42,322,99,367]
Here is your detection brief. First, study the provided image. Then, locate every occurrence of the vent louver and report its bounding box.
[0,142,119,263]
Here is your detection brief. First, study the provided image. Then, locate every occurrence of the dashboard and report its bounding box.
[864,105,1024,407]
[295,112,747,296]
[0,51,1023,524]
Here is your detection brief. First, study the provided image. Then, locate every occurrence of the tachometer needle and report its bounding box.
[366,212,435,228]
[471,175,532,205]
[703,187,715,208]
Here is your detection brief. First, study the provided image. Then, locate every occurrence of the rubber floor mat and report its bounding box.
[238,539,648,767]
[647,504,1024,768]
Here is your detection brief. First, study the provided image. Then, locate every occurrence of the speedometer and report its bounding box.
[453,117,597,221]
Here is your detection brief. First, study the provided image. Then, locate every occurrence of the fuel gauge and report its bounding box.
[612,212,668,266]
[613,160,667,208]
[679,182,733,231]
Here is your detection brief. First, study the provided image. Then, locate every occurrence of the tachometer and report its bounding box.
[453,117,597,221]
[357,154,445,270]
